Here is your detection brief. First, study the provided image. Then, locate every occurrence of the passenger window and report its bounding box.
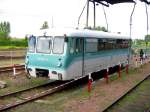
[69,38,75,54]
[116,39,129,49]
[86,39,98,52]
[76,38,83,53]
[97,38,117,51]
[69,38,83,54]
[75,38,79,53]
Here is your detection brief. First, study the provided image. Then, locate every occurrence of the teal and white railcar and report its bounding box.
[25,29,130,80]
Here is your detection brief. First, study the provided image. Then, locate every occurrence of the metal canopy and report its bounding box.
[89,0,150,5]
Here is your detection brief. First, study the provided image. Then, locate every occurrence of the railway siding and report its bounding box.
[0,56,150,112]
[104,76,150,112]
[63,64,150,112]
[6,63,150,112]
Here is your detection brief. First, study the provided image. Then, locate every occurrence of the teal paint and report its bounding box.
[26,47,129,71]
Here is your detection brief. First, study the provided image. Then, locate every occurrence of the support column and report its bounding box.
[118,64,121,78]
[93,1,96,29]
[105,68,109,83]
[86,0,89,28]
[126,63,129,75]
[13,64,16,78]
[88,73,92,93]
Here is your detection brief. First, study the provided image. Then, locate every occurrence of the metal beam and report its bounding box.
[93,1,96,28]
[86,0,89,27]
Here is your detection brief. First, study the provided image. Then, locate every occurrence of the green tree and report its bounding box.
[0,21,11,38]
[84,26,108,32]
[6,22,10,33]
[40,21,49,29]
[95,26,108,32]
[145,34,150,42]
[84,26,92,30]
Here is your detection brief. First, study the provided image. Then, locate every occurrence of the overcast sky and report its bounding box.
[0,0,149,39]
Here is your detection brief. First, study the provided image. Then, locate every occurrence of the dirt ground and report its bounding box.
[0,49,26,57]
[63,63,150,112]
[6,58,150,112]
[0,72,49,96]
[0,49,26,67]
[107,76,150,112]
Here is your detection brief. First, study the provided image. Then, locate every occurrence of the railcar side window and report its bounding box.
[37,37,51,53]
[76,38,83,53]
[69,38,75,54]
[116,39,129,49]
[106,39,116,49]
[69,38,83,54]
[28,36,36,52]
[98,39,104,50]
[86,39,98,52]
[53,36,64,54]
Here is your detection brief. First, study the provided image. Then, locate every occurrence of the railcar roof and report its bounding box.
[34,28,130,39]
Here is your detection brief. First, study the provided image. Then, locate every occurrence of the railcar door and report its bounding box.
[68,38,84,79]
[84,38,99,74]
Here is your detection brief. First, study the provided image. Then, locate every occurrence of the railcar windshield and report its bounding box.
[28,36,36,52]
[53,36,64,54]
[37,37,52,53]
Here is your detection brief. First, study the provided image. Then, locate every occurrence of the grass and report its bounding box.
[10,68,138,112]
[0,76,49,95]
[108,77,150,112]
[109,67,136,82]
[0,46,27,50]
[2,63,149,112]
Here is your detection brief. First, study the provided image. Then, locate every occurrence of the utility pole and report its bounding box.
[93,1,96,29]
[51,16,54,28]
[86,0,89,28]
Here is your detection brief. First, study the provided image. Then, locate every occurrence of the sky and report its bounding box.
[0,0,149,39]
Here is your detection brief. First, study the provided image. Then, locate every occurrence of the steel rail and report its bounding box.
[102,74,150,112]
[0,80,59,98]
[0,64,25,73]
[0,55,25,59]
[0,76,87,111]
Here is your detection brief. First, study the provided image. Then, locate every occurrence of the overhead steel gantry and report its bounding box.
[83,0,149,65]
[86,0,150,28]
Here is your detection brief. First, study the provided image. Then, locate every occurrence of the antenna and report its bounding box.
[77,1,87,29]
[102,5,108,31]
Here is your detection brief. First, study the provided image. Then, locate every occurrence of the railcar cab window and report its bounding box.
[37,36,52,53]
[28,36,36,52]
[53,36,64,54]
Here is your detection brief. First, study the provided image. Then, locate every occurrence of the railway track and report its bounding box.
[0,80,60,98]
[102,74,150,112]
[0,55,25,60]
[0,64,25,73]
[0,76,88,111]
[1,67,149,111]
[0,67,130,111]
[0,80,68,111]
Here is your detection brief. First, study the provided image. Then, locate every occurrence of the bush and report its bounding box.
[0,37,27,48]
